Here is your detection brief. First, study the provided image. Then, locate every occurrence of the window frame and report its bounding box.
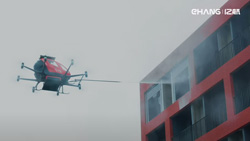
[145,84,164,123]
[170,58,191,102]
[191,96,206,124]
[217,21,234,51]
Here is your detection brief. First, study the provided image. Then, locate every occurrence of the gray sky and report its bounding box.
[0,0,227,141]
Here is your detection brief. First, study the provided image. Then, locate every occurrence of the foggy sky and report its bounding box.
[0,0,227,141]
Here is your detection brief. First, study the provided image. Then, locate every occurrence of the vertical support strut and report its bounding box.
[32,82,40,93]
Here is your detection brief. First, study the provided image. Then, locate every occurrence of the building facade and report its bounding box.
[140,0,250,141]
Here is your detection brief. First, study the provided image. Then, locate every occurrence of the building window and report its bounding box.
[217,21,235,66]
[243,124,250,141]
[161,73,173,109]
[221,130,243,141]
[160,72,173,110]
[194,33,219,83]
[194,5,250,84]
[232,61,250,114]
[145,84,164,122]
[204,81,227,132]
[217,21,233,51]
[171,81,227,141]
[191,97,206,140]
[160,58,190,107]
[145,58,190,122]
[231,4,250,37]
[147,124,166,141]
[231,4,250,55]
[172,66,190,101]
[220,124,250,141]
[171,106,193,141]
[194,24,235,84]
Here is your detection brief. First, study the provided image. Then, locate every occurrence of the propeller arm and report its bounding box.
[17,75,38,82]
[69,79,121,83]
[21,62,41,73]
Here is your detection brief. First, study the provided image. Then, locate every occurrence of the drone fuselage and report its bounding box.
[33,58,71,91]
[17,55,87,96]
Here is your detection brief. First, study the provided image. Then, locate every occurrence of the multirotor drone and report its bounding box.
[17,55,87,96]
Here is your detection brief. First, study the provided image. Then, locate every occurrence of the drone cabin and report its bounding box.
[34,55,71,91]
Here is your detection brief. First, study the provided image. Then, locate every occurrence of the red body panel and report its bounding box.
[41,58,71,76]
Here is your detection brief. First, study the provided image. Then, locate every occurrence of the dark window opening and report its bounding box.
[148,91,161,120]
[217,22,233,51]
[221,130,243,141]
[192,98,204,123]
[171,82,227,141]
[243,124,250,141]
[232,61,250,114]
[172,106,193,141]
[191,97,206,140]
[194,4,250,84]
[220,124,250,141]
[231,4,250,55]
[204,81,227,132]
[232,4,250,37]
[147,124,166,141]
[194,33,218,83]
[145,84,163,122]
[217,21,235,66]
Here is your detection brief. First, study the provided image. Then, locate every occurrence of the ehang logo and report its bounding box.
[191,8,241,15]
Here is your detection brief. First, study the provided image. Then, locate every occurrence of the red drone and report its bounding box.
[17,55,88,96]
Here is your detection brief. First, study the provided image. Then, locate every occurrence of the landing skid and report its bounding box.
[57,86,70,96]
[32,82,40,93]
